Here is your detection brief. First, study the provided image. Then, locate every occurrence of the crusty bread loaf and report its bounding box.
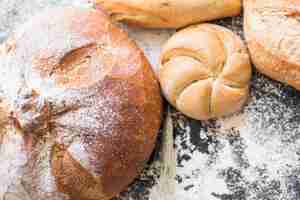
[0,7,162,200]
[244,0,300,90]
[159,24,252,120]
[94,0,241,29]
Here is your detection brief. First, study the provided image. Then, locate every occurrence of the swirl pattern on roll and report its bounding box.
[159,24,252,120]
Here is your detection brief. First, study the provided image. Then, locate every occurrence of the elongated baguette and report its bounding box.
[95,0,241,28]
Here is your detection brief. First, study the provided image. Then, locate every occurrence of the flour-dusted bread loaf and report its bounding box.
[94,0,241,29]
[159,24,251,120]
[244,0,300,90]
[0,7,162,200]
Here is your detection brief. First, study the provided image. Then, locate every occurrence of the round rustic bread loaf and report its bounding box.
[94,0,241,29]
[244,0,300,90]
[0,7,162,200]
[159,24,252,120]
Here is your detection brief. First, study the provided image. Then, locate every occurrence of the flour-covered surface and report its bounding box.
[173,16,300,200]
[1,1,300,200]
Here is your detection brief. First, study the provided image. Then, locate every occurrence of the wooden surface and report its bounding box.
[1,1,300,200]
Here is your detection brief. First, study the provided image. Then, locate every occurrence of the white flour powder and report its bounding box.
[1,1,300,200]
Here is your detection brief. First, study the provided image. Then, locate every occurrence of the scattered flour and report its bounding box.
[173,72,300,200]
[2,1,300,200]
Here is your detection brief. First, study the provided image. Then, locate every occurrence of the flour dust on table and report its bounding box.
[174,71,300,200]
[1,1,300,200]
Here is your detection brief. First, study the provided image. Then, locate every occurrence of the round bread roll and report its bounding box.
[0,7,162,200]
[244,0,300,90]
[94,0,241,29]
[159,24,252,120]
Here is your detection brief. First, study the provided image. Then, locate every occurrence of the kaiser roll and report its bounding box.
[94,0,241,29]
[244,0,300,90]
[159,24,252,120]
[0,7,162,200]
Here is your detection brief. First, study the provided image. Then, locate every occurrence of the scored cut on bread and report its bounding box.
[0,7,162,200]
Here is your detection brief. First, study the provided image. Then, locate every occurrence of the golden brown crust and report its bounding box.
[159,24,251,120]
[95,0,241,29]
[0,7,162,200]
[244,0,300,90]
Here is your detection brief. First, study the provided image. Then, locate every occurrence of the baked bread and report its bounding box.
[94,0,241,29]
[244,0,300,90]
[159,24,251,120]
[0,7,162,200]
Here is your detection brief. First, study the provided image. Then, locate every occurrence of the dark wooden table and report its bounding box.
[1,1,300,199]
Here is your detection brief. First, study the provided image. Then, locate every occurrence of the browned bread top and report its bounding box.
[0,7,162,200]
[95,0,241,29]
[244,0,300,90]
